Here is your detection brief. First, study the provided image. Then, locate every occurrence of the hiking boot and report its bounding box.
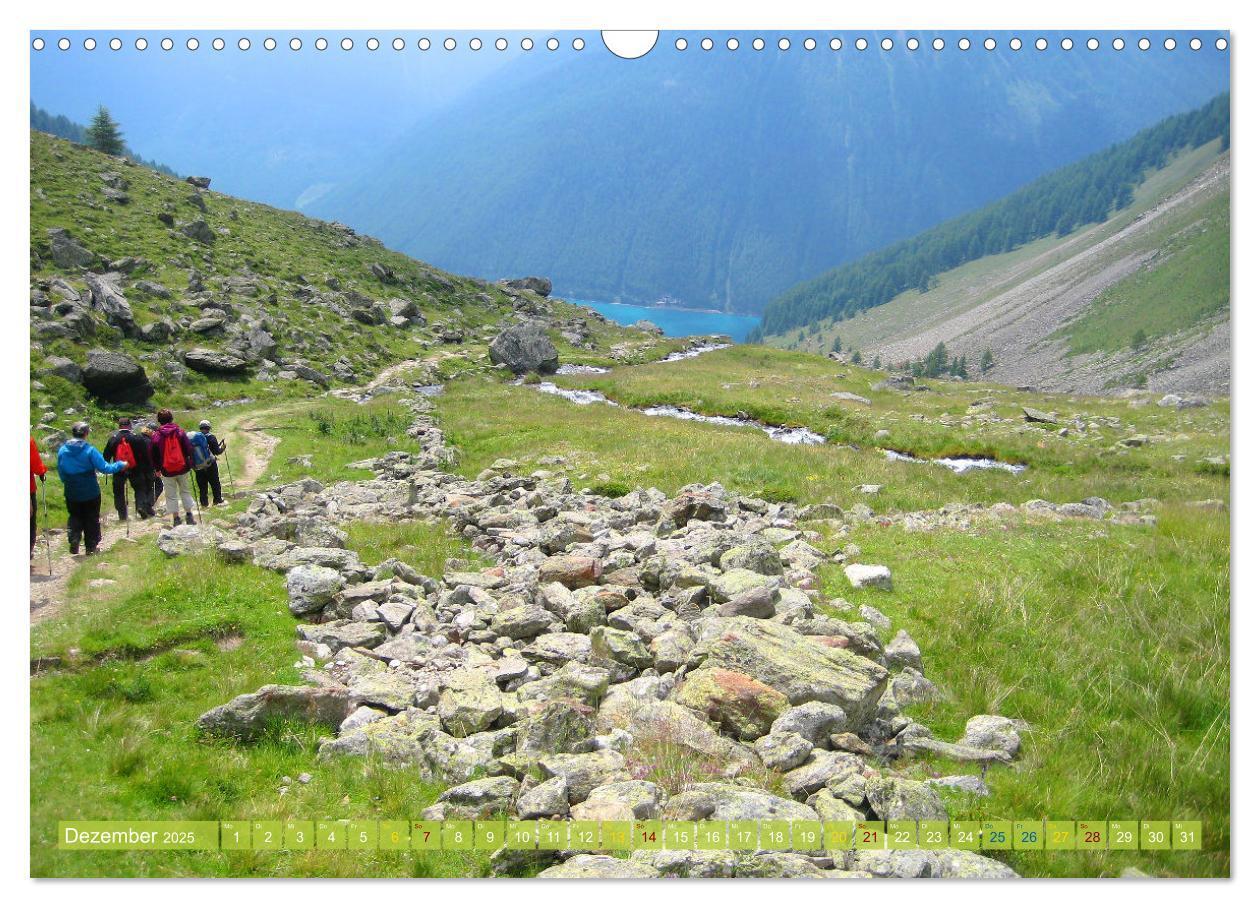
[185,512,197,526]
[69,545,79,556]
[172,515,182,527]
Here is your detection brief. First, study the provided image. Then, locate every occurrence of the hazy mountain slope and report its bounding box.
[759,94,1229,336]
[30,103,178,177]
[28,130,667,440]
[309,38,1228,313]
[770,140,1229,394]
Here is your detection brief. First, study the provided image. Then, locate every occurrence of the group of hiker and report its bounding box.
[30,409,229,559]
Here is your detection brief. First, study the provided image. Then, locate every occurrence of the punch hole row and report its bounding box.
[30,34,1229,53]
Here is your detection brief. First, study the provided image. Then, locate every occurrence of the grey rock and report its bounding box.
[489,321,559,375]
[285,564,345,616]
[184,348,253,375]
[47,228,95,268]
[770,702,850,746]
[961,714,1021,757]
[196,684,352,741]
[81,350,153,404]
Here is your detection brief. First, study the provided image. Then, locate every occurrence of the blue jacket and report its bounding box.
[56,438,125,502]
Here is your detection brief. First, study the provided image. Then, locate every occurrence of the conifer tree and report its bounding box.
[85,106,125,156]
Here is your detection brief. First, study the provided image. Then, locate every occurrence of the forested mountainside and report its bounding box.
[308,43,1227,313]
[767,133,1229,395]
[757,94,1229,338]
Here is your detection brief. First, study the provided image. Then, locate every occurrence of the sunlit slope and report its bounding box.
[771,141,1229,394]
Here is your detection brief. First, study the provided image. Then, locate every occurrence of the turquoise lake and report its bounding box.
[574,299,761,342]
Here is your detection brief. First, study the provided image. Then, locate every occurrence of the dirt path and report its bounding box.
[29,412,281,626]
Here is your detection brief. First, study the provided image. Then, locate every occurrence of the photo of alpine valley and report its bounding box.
[28,30,1229,879]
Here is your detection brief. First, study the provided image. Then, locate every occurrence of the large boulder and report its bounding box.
[500,276,552,297]
[80,350,153,404]
[673,666,790,741]
[47,227,95,268]
[663,782,818,822]
[865,778,948,821]
[692,617,888,722]
[195,684,353,741]
[84,272,136,335]
[179,219,216,245]
[183,348,253,375]
[156,524,227,557]
[285,564,344,616]
[489,321,559,374]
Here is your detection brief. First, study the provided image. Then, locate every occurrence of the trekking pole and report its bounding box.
[123,474,130,539]
[224,447,236,496]
[193,476,204,526]
[40,482,53,578]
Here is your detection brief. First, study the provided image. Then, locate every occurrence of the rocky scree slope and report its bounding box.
[184,390,1022,879]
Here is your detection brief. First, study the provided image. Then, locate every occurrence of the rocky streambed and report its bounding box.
[180,389,1024,879]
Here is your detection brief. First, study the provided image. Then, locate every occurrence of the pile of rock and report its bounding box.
[193,392,1021,879]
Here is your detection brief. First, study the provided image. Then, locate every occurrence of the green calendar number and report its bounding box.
[411,821,441,850]
[347,820,377,850]
[1013,820,1043,851]
[1045,821,1076,850]
[664,821,696,850]
[1140,821,1171,851]
[919,821,948,850]
[220,821,250,850]
[476,821,506,850]
[1108,820,1139,851]
[856,821,885,850]
[316,820,348,850]
[379,820,410,850]
[442,821,474,850]
[539,820,569,850]
[505,821,538,850]
[601,821,633,851]
[729,821,759,851]
[761,821,791,851]
[791,821,822,851]
[950,821,981,851]
[1077,821,1107,851]
[1172,821,1202,851]
[887,820,917,850]
[570,821,601,850]
[251,821,282,851]
[696,821,727,850]
[284,820,313,851]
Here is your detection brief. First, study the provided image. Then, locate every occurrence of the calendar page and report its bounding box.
[24,8,1231,886]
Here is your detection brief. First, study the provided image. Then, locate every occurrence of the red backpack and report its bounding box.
[115,435,138,470]
[161,432,186,474]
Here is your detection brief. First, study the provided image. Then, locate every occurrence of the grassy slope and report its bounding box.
[768,142,1228,361]
[438,345,1230,513]
[29,130,683,428]
[1055,192,1229,356]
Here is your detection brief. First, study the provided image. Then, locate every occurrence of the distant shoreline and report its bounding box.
[570,298,759,319]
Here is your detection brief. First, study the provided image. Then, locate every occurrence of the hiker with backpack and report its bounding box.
[56,422,127,556]
[103,417,156,520]
[30,435,47,558]
[153,408,198,527]
[139,423,164,506]
[189,419,227,508]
